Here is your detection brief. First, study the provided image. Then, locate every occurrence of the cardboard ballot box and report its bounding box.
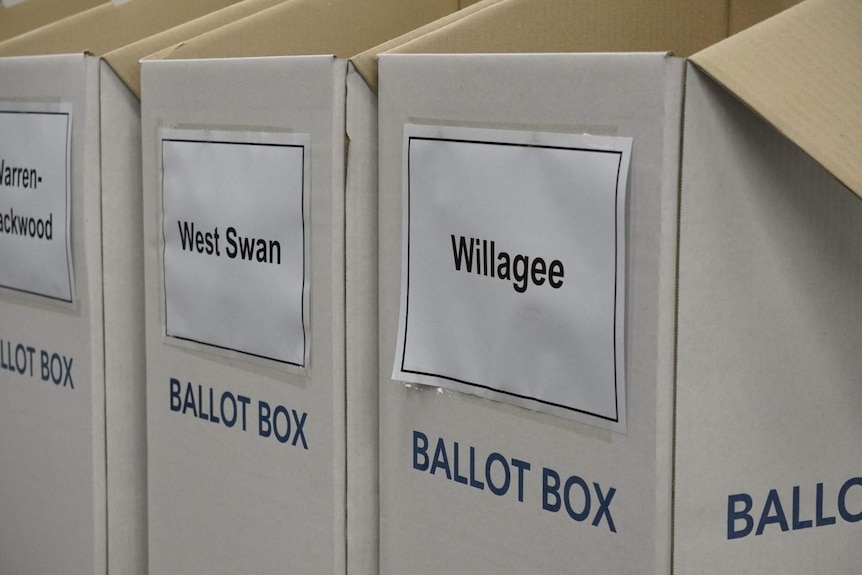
[376,0,858,573]
[0,0,104,43]
[674,2,861,570]
[138,1,481,573]
[0,0,290,573]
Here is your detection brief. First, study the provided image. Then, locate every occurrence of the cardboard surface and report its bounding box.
[352,0,505,92]
[375,0,856,573]
[364,0,810,87]
[674,61,862,573]
[383,0,728,58]
[104,0,292,99]
[154,0,460,60]
[98,59,147,575]
[0,0,243,57]
[344,64,381,575]
[691,0,862,199]
[99,3,295,571]
[0,0,103,42]
[378,51,684,575]
[0,54,105,575]
[141,2,464,574]
[143,55,348,575]
[0,2,268,573]
[729,0,804,33]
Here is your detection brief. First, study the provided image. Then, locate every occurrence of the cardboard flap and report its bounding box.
[151,0,458,62]
[103,0,290,100]
[352,0,504,92]
[382,0,729,59]
[354,0,801,96]
[0,0,104,42]
[691,0,862,199]
[0,0,243,58]
[728,0,804,34]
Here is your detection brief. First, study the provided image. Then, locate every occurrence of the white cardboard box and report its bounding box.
[675,1,862,569]
[139,1,474,574]
[377,0,856,573]
[0,1,278,573]
[379,48,684,575]
[0,54,104,575]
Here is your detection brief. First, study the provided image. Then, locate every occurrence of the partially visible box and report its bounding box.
[674,2,862,570]
[0,1,281,573]
[375,0,851,574]
[139,2,475,574]
[0,0,104,42]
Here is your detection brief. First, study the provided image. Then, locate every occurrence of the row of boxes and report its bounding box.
[0,0,859,574]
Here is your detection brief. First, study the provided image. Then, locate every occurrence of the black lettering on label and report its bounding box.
[177,220,221,256]
[175,221,282,265]
[450,234,564,293]
[0,208,54,240]
[226,226,281,264]
[0,159,40,190]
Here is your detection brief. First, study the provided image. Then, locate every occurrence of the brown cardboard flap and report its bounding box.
[352,0,505,92]
[383,0,729,60]
[728,0,804,34]
[0,0,104,42]
[357,0,799,95]
[104,0,291,100]
[692,0,862,199]
[0,0,243,58]
[152,0,459,61]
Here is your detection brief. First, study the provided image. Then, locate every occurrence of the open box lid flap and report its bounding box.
[691,0,862,199]
[728,0,806,34]
[146,0,460,63]
[103,0,291,99]
[351,0,503,92]
[380,0,731,60]
[0,0,242,60]
[0,0,104,42]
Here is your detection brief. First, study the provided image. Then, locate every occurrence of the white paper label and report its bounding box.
[160,129,309,369]
[394,125,631,432]
[0,103,73,303]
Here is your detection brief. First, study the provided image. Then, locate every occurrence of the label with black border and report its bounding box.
[0,103,73,303]
[160,128,310,370]
[393,124,631,432]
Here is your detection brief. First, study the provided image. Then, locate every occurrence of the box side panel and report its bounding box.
[655,57,686,575]
[99,62,147,575]
[378,53,682,575]
[84,54,106,575]
[345,64,380,575]
[0,54,105,575]
[142,57,345,575]
[675,64,862,573]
